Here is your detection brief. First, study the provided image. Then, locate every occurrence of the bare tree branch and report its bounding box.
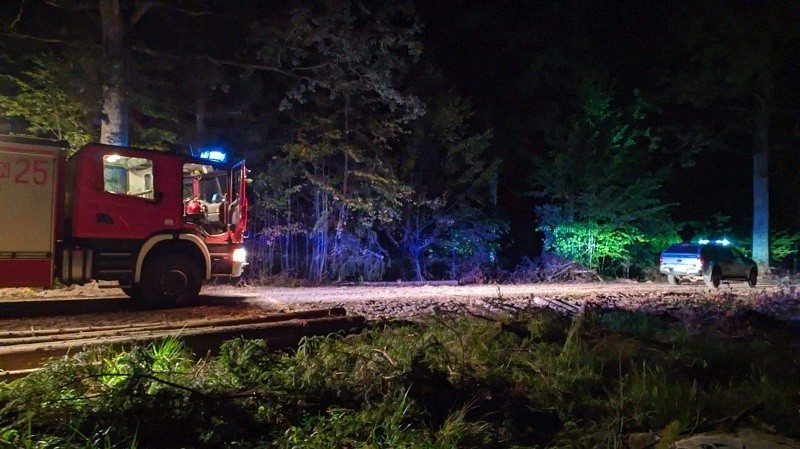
[201,54,320,81]
[131,1,233,26]
[130,1,156,25]
[41,0,95,12]
[9,0,25,29]
[132,45,326,81]
[0,32,98,48]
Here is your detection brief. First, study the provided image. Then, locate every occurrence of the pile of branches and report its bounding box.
[509,254,599,283]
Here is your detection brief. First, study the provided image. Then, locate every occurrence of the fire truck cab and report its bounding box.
[0,136,248,307]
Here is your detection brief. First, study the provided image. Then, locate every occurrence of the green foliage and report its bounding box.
[533,87,660,206]
[655,420,682,449]
[130,127,177,152]
[539,218,640,269]
[768,230,800,264]
[244,5,505,283]
[0,310,798,448]
[0,421,138,449]
[0,58,94,152]
[537,205,679,275]
[739,229,800,264]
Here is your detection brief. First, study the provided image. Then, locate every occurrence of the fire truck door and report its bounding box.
[82,153,174,240]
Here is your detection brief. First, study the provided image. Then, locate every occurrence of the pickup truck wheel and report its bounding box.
[747,268,758,287]
[704,266,721,289]
[139,255,202,308]
[667,274,679,285]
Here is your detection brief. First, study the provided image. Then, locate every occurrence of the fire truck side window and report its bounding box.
[103,154,154,199]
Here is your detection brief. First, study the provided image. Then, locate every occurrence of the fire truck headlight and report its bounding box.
[232,248,247,263]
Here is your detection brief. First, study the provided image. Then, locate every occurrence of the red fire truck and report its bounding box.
[0,135,248,307]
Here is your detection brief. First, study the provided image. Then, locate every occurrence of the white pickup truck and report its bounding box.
[658,241,757,288]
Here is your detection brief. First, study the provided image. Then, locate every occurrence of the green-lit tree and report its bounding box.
[0,56,96,151]
[0,3,102,148]
[533,85,679,275]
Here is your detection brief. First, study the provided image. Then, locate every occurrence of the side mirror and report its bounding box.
[153,191,164,204]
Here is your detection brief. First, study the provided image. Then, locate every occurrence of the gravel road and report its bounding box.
[1,280,798,331]
[226,280,800,320]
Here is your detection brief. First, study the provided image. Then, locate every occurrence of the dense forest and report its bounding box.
[1,1,799,282]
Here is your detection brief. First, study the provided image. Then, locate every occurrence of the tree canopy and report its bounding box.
[2,0,798,281]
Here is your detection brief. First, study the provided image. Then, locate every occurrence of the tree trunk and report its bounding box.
[309,188,329,283]
[283,195,291,273]
[192,42,210,147]
[99,0,129,146]
[407,216,425,281]
[752,95,770,272]
[489,164,498,206]
[195,86,207,145]
[412,247,423,281]
[332,152,349,281]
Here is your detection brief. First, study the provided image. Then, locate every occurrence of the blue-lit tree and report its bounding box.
[393,78,502,281]
[247,1,424,282]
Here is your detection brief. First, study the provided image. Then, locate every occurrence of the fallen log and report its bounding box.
[0,309,365,379]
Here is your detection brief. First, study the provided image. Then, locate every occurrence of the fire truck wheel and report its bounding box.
[121,286,141,299]
[139,255,202,308]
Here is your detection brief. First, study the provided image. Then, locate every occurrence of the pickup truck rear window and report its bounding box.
[663,244,700,254]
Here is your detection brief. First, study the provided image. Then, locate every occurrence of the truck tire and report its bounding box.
[667,274,679,285]
[704,265,721,289]
[747,268,758,288]
[139,254,202,308]
[121,286,140,299]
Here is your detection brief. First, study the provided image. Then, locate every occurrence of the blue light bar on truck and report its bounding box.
[199,149,227,162]
[698,238,730,246]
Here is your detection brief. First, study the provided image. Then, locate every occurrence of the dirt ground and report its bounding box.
[1,279,799,329]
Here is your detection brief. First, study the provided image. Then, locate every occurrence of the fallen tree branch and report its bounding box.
[705,401,765,432]
[547,263,578,281]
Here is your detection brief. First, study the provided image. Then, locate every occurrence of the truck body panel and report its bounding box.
[0,139,64,288]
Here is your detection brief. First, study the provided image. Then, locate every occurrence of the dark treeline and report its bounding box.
[1,1,799,282]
